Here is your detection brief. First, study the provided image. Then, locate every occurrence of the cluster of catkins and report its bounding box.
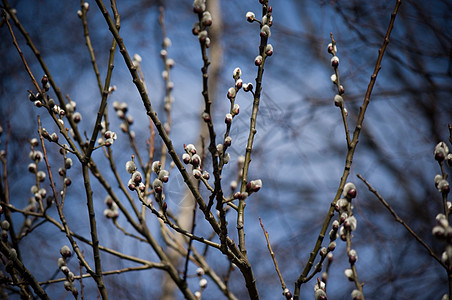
[334,183,358,240]
[103,195,119,219]
[194,267,208,299]
[125,160,145,192]
[113,100,134,138]
[151,160,170,210]
[434,141,452,194]
[432,141,452,300]
[29,75,81,129]
[182,144,209,181]
[27,139,46,216]
[158,35,176,117]
[327,42,346,110]
[192,0,213,48]
[314,182,363,300]
[58,245,78,297]
[76,2,89,18]
[96,124,117,147]
[245,1,274,66]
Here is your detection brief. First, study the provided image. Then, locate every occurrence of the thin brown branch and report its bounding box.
[259,218,287,293]
[39,265,158,285]
[294,1,402,298]
[112,219,147,242]
[2,10,41,93]
[0,241,50,299]
[79,0,103,94]
[237,0,271,266]
[0,124,23,262]
[81,164,109,299]
[329,33,351,148]
[357,174,446,269]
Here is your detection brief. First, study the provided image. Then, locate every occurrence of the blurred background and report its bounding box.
[0,0,451,299]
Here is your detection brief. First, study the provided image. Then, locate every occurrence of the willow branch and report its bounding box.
[357,174,446,269]
[39,265,161,286]
[294,1,402,298]
[79,0,103,94]
[37,116,94,275]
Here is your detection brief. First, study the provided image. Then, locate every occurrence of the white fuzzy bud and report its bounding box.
[152,161,161,174]
[344,216,357,231]
[131,171,142,184]
[246,11,255,22]
[133,54,142,63]
[344,268,354,280]
[232,104,240,115]
[199,278,207,288]
[254,55,263,66]
[185,144,197,154]
[330,74,337,83]
[260,25,271,38]
[331,56,339,67]
[227,87,236,99]
[126,161,137,174]
[196,267,205,276]
[343,182,357,199]
[158,170,169,183]
[225,113,233,124]
[334,94,343,107]
[233,67,242,78]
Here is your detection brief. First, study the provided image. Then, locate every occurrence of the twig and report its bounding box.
[136,191,222,251]
[37,116,94,275]
[193,1,228,254]
[79,257,85,300]
[357,174,446,269]
[238,2,272,260]
[0,124,23,262]
[112,219,147,242]
[79,0,103,94]
[81,164,109,299]
[329,33,351,148]
[259,218,287,293]
[2,10,41,93]
[88,161,142,234]
[40,212,164,268]
[182,188,199,283]
[83,37,116,162]
[344,213,364,297]
[158,6,172,168]
[0,241,50,299]
[39,265,158,285]
[108,140,142,217]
